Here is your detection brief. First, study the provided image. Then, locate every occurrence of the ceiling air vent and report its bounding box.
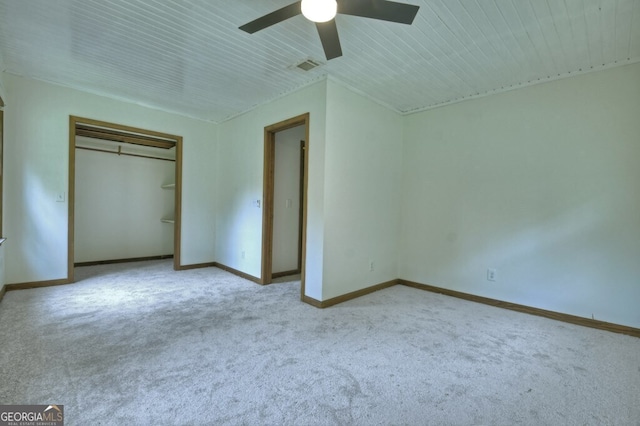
[296,59,322,71]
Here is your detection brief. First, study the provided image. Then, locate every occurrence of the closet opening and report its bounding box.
[68,116,183,282]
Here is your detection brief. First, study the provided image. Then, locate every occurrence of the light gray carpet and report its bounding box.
[1,260,639,425]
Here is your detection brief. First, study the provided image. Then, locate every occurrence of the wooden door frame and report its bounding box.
[297,139,305,273]
[0,109,3,236]
[262,113,309,300]
[68,116,183,282]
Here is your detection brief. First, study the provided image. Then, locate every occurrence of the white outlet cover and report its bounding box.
[487,268,497,281]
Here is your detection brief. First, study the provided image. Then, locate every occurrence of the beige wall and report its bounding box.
[400,63,640,328]
[3,61,639,328]
[3,74,217,284]
[273,126,304,275]
[74,146,175,263]
[322,79,404,300]
[216,80,327,300]
[0,66,4,290]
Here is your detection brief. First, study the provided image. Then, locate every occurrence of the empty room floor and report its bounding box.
[1,260,638,425]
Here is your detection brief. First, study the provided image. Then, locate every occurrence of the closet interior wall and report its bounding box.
[272,125,305,276]
[74,136,176,264]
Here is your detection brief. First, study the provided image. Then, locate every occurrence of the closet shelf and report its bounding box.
[161,218,175,224]
[161,183,175,189]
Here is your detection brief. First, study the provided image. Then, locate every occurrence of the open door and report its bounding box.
[262,113,309,300]
[68,116,183,282]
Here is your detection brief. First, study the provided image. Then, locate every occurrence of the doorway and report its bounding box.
[262,113,309,300]
[68,116,183,282]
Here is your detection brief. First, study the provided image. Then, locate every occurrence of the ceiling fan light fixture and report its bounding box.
[301,0,337,23]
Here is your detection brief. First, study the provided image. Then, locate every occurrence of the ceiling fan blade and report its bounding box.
[338,0,419,25]
[316,20,343,60]
[239,1,302,34]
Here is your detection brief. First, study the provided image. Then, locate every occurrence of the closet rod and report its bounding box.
[75,146,175,162]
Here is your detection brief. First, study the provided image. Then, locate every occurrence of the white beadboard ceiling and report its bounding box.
[0,0,638,123]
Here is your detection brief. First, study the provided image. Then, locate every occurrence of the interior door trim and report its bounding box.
[68,116,183,281]
[261,113,310,301]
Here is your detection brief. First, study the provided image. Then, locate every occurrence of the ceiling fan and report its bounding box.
[239,0,420,60]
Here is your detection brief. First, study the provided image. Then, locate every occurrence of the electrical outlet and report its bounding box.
[369,260,374,272]
[487,268,497,282]
[241,251,245,259]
